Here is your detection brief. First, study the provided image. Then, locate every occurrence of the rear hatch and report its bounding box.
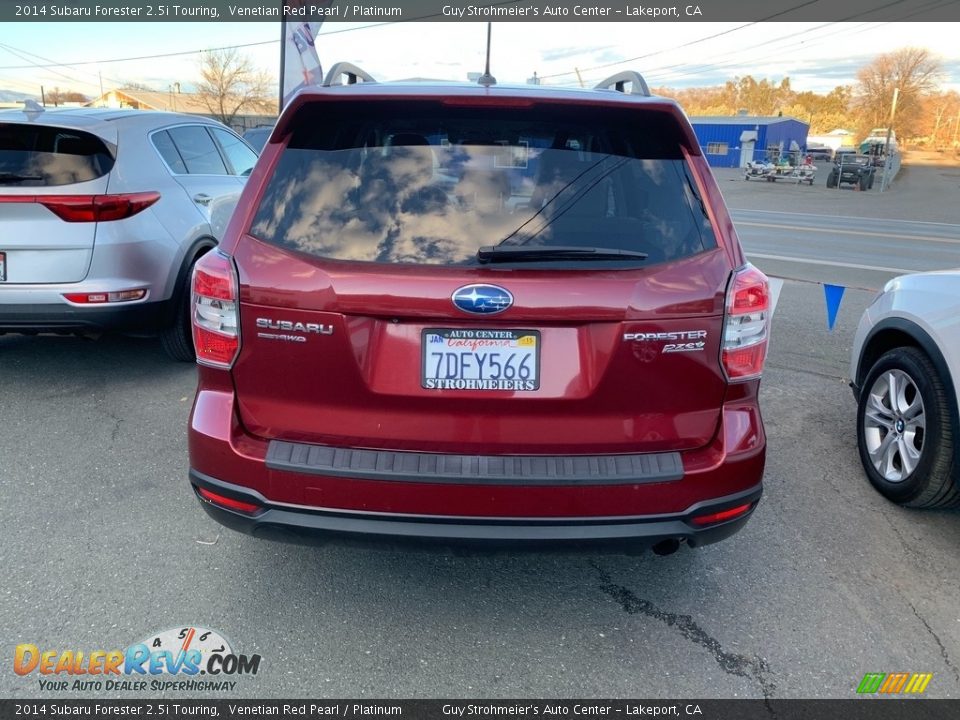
[0,120,115,283]
[231,98,732,455]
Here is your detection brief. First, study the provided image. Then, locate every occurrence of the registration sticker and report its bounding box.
[422,328,540,391]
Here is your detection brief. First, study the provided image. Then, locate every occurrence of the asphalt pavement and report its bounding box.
[1,159,959,700]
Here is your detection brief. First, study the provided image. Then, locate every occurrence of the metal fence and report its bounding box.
[226,114,277,133]
[879,151,902,192]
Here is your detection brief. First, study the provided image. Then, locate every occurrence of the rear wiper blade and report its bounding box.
[0,172,43,183]
[477,245,648,263]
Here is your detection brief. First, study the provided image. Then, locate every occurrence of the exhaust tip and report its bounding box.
[651,538,681,556]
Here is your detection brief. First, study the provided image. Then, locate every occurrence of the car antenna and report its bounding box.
[477,22,496,87]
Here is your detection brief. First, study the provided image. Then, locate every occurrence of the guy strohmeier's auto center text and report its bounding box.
[441,5,704,17]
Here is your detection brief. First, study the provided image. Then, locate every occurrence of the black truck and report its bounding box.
[826,154,876,190]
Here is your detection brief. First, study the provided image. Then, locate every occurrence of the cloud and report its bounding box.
[541,45,616,62]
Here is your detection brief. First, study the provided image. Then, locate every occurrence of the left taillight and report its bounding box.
[0,192,161,222]
[722,264,770,382]
[192,251,240,369]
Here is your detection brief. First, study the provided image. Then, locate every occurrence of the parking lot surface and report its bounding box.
[2,159,959,700]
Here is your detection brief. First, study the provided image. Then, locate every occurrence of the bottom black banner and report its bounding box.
[2,700,958,720]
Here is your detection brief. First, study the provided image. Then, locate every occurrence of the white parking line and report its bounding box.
[731,207,960,229]
[738,221,960,245]
[746,253,915,274]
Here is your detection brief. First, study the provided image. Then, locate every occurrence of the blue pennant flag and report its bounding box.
[824,284,846,331]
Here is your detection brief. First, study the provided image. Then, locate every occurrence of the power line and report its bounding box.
[0,43,93,89]
[536,23,758,81]
[0,0,528,72]
[639,23,880,86]
[0,38,280,71]
[0,42,126,89]
[547,23,871,90]
[537,0,826,81]
[548,0,937,91]
[627,0,940,87]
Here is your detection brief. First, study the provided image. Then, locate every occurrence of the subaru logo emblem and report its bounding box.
[451,284,513,315]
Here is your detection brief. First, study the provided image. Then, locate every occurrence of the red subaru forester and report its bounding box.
[187,68,769,554]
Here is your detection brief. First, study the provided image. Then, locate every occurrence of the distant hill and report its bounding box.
[0,89,38,103]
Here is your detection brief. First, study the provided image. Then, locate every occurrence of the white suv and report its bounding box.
[850,270,960,507]
[0,107,257,360]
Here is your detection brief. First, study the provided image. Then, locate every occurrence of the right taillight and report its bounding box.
[192,251,240,369]
[196,487,261,515]
[722,264,770,381]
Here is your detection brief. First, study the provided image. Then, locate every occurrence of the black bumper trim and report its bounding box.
[189,469,762,549]
[0,300,172,333]
[266,439,683,486]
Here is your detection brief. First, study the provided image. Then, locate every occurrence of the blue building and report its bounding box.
[689,116,810,168]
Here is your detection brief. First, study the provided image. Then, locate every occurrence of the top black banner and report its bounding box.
[4,0,960,23]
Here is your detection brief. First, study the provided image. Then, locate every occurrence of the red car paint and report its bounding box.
[188,80,768,550]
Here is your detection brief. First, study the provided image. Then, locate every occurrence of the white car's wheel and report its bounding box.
[160,255,202,362]
[857,347,960,508]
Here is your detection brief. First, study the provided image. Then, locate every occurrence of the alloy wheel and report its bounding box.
[862,369,926,482]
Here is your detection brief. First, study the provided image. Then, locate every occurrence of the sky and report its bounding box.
[0,21,958,101]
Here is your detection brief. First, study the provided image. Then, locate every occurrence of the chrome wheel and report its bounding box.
[863,369,925,482]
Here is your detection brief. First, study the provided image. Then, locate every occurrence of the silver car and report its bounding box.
[0,107,258,360]
[850,270,960,508]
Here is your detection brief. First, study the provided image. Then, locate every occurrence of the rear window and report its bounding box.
[0,123,114,186]
[250,101,716,267]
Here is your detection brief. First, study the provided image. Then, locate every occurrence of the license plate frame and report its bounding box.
[421,328,541,391]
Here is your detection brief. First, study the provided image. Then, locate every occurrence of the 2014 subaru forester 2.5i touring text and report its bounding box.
[187,67,770,554]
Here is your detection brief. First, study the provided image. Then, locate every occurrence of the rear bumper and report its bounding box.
[188,380,766,550]
[837,171,869,183]
[0,299,170,333]
[190,468,761,550]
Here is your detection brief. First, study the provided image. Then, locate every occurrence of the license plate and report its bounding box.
[422,329,540,391]
[0,251,5,281]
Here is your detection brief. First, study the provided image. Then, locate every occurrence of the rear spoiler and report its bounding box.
[272,63,699,156]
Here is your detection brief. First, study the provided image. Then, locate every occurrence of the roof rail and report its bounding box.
[594,71,650,97]
[322,62,376,87]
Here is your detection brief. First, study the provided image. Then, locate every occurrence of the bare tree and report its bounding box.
[196,48,272,126]
[853,47,943,138]
[46,87,89,106]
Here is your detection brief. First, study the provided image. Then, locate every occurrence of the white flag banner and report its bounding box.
[280,2,330,108]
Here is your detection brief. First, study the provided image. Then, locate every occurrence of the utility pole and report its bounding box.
[574,67,584,88]
[880,88,899,193]
[932,106,945,146]
[98,71,105,107]
[40,85,46,107]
